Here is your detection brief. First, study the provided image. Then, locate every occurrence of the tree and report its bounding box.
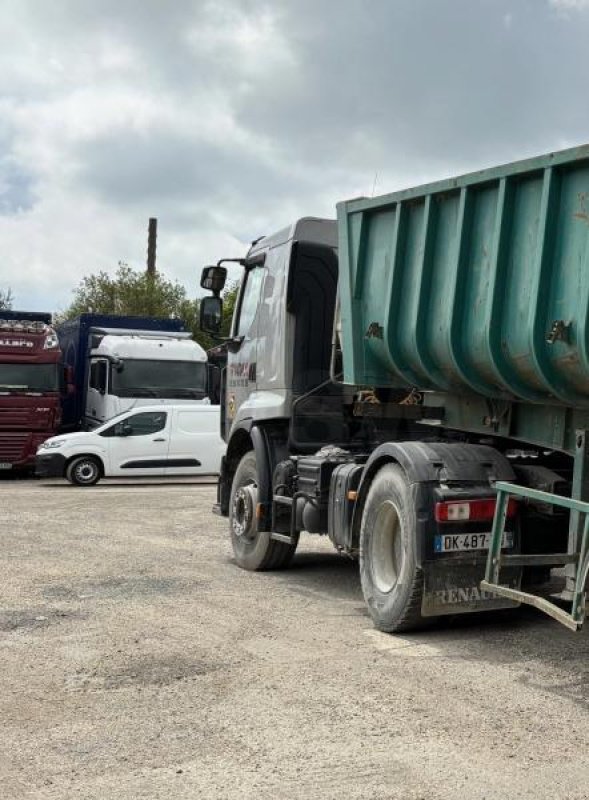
[59,263,240,352]
[0,288,14,310]
[60,262,187,319]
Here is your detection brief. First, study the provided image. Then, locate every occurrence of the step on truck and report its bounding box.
[0,312,65,472]
[199,144,589,632]
[57,313,211,432]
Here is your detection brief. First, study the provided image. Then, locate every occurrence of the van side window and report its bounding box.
[99,412,167,438]
[119,412,167,436]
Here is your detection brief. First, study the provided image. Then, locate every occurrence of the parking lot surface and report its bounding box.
[1,479,588,799]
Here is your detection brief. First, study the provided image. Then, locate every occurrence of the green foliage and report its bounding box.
[59,263,212,348]
[59,263,241,353]
[0,288,14,310]
[60,262,186,319]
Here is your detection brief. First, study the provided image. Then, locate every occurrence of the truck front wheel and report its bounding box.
[359,464,425,632]
[230,451,298,570]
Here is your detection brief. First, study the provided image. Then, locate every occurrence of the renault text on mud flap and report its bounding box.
[432,585,510,605]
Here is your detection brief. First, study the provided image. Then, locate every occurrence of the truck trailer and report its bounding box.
[0,312,64,471]
[57,314,210,432]
[199,144,589,632]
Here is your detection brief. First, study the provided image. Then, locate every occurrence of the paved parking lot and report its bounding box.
[1,479,588,799]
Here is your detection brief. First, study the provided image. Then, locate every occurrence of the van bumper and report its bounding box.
[35,453,67,478]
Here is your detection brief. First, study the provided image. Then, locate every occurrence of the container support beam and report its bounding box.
[565,430,589,594]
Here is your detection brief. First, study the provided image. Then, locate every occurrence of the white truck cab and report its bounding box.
[36,404,225,485]
[86,333,209,428]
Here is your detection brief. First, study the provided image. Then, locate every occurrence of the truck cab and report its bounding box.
[85,332,209,428]
[0,312,64,470]
[58,314,210,432]
[212,218,339,441]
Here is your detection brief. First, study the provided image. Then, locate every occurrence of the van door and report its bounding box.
[100,411,170,476]
[165,407,224,476]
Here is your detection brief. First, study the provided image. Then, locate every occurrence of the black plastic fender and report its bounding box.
[221,419,289,529]
[349,441,516,560]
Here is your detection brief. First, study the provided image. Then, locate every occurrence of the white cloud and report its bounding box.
[1,0,589,313]
[550,0,589,8]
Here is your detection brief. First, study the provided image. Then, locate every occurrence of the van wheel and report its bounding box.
[359,464,425,632]
[66,456,101,486]
[230,451,298,570]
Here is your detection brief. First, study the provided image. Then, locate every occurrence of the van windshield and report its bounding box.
[110,359,207,399]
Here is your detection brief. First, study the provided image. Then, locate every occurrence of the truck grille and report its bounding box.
[0,433,29,461]
[0,408,31,426]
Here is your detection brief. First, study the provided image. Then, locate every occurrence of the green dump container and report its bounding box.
[337,145,589,408]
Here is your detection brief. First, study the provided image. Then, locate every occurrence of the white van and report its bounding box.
[35,404,225,485]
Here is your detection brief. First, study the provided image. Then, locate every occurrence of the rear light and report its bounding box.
[435,497,518,523]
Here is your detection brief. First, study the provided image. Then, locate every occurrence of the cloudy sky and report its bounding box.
[1,0,588,313]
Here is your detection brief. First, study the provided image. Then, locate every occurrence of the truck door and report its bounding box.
[226,263,266,434]
[87,358,109,427]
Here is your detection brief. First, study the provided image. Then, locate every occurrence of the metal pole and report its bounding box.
[147,218,157,275]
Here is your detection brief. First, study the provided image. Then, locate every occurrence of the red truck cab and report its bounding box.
[0,313,63,471]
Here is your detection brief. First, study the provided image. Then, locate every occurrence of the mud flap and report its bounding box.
[421,561,522,617]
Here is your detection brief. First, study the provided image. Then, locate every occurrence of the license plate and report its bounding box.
[434,531,514,552]
[0,462,12,469]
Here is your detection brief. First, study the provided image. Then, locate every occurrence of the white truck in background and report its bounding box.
[58,314,212,431]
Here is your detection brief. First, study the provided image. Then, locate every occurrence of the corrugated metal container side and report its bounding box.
[337,145,589,409]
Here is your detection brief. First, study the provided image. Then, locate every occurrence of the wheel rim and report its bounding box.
[370,499,404,594]
[75,461,97,483]
[231,482,258,541]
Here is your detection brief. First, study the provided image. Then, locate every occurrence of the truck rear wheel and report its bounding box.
[360,464,425,632]
[66,455,101,486]
[230,451,298,570]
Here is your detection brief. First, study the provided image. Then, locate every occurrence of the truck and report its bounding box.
[199,144,589,633]
[57,314,210,432]
[0,311,64,471]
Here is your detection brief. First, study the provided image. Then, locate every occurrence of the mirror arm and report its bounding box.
[225,335,244,353]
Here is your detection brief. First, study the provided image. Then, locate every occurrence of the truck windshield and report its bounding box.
[0,363,60,392]
[110,360,207,399]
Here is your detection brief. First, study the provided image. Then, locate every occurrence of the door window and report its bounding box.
[235,267,265,336]
[89,360,108,393]
[100,411,167,438]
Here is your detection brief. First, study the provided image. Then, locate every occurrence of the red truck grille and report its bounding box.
[0,433,29,462]
[0,408,31,426]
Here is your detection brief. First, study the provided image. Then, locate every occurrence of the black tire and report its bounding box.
[230,451,298,570]
[66,455,101,486]
[359,463,425,632]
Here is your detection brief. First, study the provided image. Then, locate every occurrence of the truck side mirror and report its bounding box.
[200,295,223,335]
[200,265,227,295]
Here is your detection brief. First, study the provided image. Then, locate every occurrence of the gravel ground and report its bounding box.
[0,479,588,800]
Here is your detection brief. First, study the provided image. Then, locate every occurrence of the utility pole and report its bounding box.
[147,217,157,276]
